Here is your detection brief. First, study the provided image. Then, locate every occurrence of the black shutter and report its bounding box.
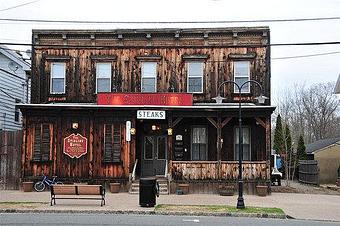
[112,125,121,162]
[103,124,121,163]
[103,124,113,162]
[33,125,42,161]
[41,124,50,161]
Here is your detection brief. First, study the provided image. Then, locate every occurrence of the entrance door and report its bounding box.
[141,135,167,177]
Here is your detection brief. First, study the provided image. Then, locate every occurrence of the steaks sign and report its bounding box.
[63,133,88,158]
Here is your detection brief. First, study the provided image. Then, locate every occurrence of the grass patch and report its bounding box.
[0,201,48,209]
[155,204,284,215]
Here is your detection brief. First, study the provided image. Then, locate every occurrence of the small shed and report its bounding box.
[306,137,340,184]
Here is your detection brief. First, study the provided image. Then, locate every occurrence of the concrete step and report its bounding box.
[129,180,169,195]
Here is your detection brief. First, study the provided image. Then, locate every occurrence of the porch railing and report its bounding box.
[171,161,268,181]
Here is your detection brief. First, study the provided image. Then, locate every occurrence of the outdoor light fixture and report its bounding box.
[151,125,157,131]
[130,128,136,135]
[167,128,173,136]
[72,122,79,130]
[212,79,268,209]
[254,94,268,104]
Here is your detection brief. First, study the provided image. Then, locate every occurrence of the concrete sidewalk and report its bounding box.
[1,191,340,221]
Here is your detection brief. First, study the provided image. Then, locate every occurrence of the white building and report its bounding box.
[0,46,30,131]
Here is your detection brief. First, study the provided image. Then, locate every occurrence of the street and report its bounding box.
[0,213,339,226]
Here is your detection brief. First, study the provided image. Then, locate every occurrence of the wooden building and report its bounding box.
[19,27,275,193]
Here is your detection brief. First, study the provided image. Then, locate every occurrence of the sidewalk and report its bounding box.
[1,190,340,221]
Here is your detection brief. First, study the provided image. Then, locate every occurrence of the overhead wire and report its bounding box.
[0,0,40,12]
[1,16,340,24]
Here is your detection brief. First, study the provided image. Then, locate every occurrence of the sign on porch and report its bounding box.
[137,110,165,119]
[63,133,88,158]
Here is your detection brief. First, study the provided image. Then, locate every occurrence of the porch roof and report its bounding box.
[18,103,276,111]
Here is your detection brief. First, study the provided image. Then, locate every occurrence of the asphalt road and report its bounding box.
[0,213,339,226]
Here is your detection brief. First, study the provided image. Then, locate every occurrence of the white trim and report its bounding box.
[141,62,157,92]
[50,62,66,94]
[187,62,203,93]
[233,61,250,93]
[95,62,112,93]
[17,103,276,109]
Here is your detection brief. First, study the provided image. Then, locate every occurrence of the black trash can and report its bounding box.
[139,178,159,207]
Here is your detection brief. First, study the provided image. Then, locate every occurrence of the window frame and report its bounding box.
[95,62,112,93]
[141,62,157,93]
[234,126,251,161]
[187,61,204,93]
[233,61,250,93]
[50,62,66,94]
[14,99,20,122]
[190,125,208,161]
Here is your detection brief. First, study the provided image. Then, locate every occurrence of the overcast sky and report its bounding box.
[1,0,339,101]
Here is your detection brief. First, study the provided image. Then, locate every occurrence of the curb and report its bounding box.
[0,208,286,219]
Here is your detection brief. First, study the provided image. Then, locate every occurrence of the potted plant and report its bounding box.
[219,183,235,196]
[110,182,120,193]
[256,180,268,196]
[22,181,33,192]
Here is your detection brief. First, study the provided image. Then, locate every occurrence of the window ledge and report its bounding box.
[135,55,162,61]
[30,160,52,164]
[182,55,209,60]
[102,160,122,165]
[228,53,256,59]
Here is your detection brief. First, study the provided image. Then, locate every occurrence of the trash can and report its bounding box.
[139,178,159,207]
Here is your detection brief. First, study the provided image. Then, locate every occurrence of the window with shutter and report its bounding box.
[103,124,122,163]
[33,124,51,162]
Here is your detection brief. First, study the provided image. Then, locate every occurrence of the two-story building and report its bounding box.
[19,27,275,193]
[0,46,30,131]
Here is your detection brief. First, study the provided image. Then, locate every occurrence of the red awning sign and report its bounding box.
[63,133,88,158]
[97,93,192,106]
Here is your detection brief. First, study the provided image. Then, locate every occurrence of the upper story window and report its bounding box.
[50,62,66,94]
[234,61,250,93]
[187,62,203,93]
[141,62,157,92]
[14,99,20,122]
[96,63,112,93]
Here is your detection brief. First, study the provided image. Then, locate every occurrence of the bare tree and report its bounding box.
[275,82,340,144]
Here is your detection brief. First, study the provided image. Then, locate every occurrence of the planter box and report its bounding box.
[178,183,189,194]
[219,185,235,196]
[256,185,268,196]
[22,182,33,192]
[110,183,120,193]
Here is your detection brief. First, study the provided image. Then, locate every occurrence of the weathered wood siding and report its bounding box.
[31,29,270,105]
[0,130,22,189]
[172,161,268,181]
[22,109,133,180]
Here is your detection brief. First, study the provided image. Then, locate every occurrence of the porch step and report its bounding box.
[129,179,169,195]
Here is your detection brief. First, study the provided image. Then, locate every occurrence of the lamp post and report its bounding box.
[212,80,268,209]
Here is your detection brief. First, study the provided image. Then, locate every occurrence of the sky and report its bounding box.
[0,0,339,101]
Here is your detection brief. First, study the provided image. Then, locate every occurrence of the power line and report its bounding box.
[1,16,340,24]
[0,0,40,12]
[272,51,340,60]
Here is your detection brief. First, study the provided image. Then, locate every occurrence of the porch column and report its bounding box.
[265,116,271,180]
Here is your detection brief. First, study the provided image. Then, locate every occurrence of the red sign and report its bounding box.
[63,133,88,158]
[97,93,192,106]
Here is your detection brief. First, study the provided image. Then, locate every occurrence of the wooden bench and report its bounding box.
[50,184,105,206]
